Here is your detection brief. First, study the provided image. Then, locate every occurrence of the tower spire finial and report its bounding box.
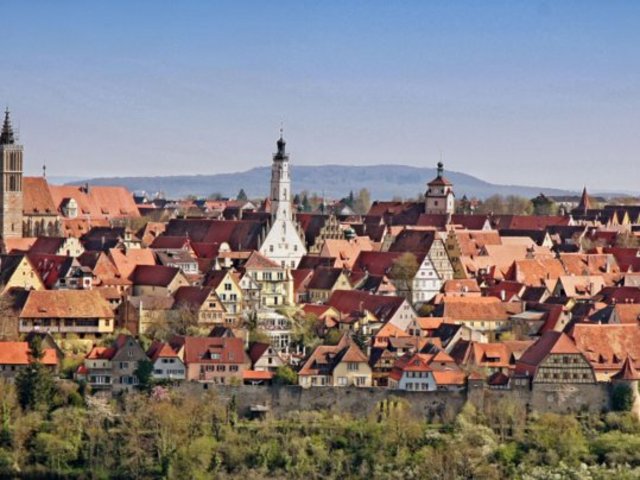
[42,162,47,178]
[0,107,15,145]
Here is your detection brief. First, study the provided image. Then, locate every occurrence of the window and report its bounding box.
[224,283,232,291]
[230,365,238,372]
[355,376,366,386]
[347,362,359,372]
[337,376,347,386]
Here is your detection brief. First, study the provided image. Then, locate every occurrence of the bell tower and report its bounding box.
[0,108,24,239]
[270,130,292,222]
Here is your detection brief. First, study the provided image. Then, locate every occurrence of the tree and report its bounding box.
[236,189,248,201]
[15,336,55,411]
[390,252,419,298]
[301,194,311,212]
[353,188,371,215]
[612,383,635,412]
[273,366,298,385]
[207,192,223,200]
[134,360,154,392]
[291,313,322,351]
[531,193,557,216]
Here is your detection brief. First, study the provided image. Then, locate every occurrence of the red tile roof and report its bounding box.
[0,342,58,366]
[20,290,114,319]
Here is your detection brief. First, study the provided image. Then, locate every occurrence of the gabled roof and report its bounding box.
[307,267,346,290]
[48,184,140,219]
[23,177,58,215]
[516,331,581,375]
[327,290,407,323]
[243,251,281,270]
[130,264,181,287]
[146,341,180,362]
[298,335,368,376]
[163,219,264,251]
[388,229,436,254]
[173,286,216,309]
[570,324,640,372]
[352,251,426,277]
[611,356,640,381]
[20,290,114,319]
[169,336,249,365]
[0,342,58,366]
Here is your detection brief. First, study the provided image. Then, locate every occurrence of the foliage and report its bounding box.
[15,336,55,412]
[273,366,298,385]
[352,188,371,215]
[134,359,154,392]
[476,194,533,215]
[611,383,635,412]
[236,188,248,201]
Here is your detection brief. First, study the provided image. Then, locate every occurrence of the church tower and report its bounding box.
[0,109,23,239]
[425,161,455,215]
[259,132,307,269]
[270,132,292,222]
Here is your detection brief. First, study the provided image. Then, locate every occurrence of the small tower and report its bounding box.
[425,162,455,215]
[577,186,591,215]
[0,109,24,239]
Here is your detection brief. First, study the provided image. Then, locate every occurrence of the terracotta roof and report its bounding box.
[243,370,274,380]
[443,279,481,294]
[612,304,640,324]
[3,237,37,254]
[516,331,581,375]
[243,251,281,270]
[327,290,406,323]
[352,251,426,277]
[48,183,140,219]
[511,258,566,287]
[432,370,466,386]
[436,297,510,322]
[20,290,114,319]
[109,248,156,279]
[0,342,58,366]
[22,177,58,215]
[163,219,264,251]
[146,341,179,362]
[307,267,345,290]
[169,336,249,365]
[570,324,640,372]
[130,264,181,287]
[611,356,640,381]
[491,215,570,230]
[173,286,215,308]
[320,237,374,269]
[298,335,368,376]
[388,229,436,254]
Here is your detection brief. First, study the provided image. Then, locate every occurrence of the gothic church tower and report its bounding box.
[259,132,307,268]
[0,109,23,239]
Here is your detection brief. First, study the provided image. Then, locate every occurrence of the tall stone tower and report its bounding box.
[0,109,23,239]
[259,132,307,268]
[425,161,455,215]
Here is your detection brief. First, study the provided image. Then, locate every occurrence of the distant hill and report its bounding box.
[67,164,582,200]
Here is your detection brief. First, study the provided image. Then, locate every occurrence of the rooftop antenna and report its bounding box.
[279,121,284,139]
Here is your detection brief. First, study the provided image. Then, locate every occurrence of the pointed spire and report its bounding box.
[577,186,591,213]
[612,355,640,381]
[0,108,15,145]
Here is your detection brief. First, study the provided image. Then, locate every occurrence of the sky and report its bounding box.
[1,1,639,192]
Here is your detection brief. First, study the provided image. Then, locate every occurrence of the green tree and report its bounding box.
[134,360,154,392]
[15,336,55,411]
[390,252,419,298]
[236,189,248,201]
[273,365,298,385]
[612,383,635,412]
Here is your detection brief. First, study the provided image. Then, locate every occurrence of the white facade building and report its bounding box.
[259,133,307,269]
[425,162,455,215]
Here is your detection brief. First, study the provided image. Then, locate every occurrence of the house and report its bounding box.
[204,270,243,324]
[319,237,375,270]
[169,335,250,384]
[80,334,147,392]
[515,331,596,384]
[173,286,227,328]
[19,289,115,338]
[433,297,513,335]
[296,213,343,253]
[326,290,417,336]
[388,353,436,391]
[0,341,58,380]
[241,251,293,307]
[0,254,45,293]
[307,267,352,303]
[130,265,190,296]
[156,250,200,278]
[120,295,175,336]
[146,341,186,381]
[298,335,372,388]
[570,324,640,382]
[28,254,93,290]
[553,275,605,299]
[29,236,84,257]
[248,342,286,372]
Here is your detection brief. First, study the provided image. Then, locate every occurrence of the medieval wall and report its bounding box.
[177,382,610,419]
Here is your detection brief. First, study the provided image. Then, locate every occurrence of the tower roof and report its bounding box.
[577,186,591,212]
[428,161,452,187]
[612,355,640,381]
[274,129,287,160]
[0,108,15,145]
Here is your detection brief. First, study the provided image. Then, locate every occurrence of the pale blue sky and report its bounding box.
[1,1,639,191]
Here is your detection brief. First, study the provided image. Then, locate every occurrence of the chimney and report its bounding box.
[500,289,506,302]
